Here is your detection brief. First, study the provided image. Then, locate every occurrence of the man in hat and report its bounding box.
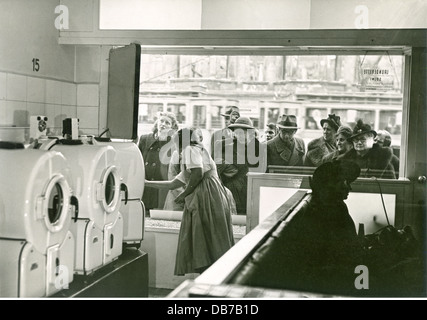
[304,114,341,167]
[214,117,266,214]
[210,106,240,159]
[266,114,305,169]
[341,119,396,179]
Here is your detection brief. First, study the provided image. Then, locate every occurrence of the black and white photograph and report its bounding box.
[0,0,426,306]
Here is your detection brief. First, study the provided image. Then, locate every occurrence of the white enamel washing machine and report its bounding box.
[93,138,145,247]
[40,139,125,275]
[0,142,77,297]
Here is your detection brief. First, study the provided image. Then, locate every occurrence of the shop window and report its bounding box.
[138,53,406,179]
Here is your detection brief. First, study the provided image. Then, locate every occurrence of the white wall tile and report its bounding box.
[7,74,27,101]
[81,128,99,136]
[44,104,55,123]
[0,73,6,100]
[77,106,98,129]
[62,82,77,106]
[27,102,46,117]
[62,105,77,118]
[77,84,99,107]
[46,80,62,104]
[0,100,7,125]
[45,104,65,131]
[6,100,27,126]
[27,77,46,103]
[75,46,101,83]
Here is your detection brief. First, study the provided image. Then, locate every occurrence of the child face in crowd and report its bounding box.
[322,122,337,144]
[353,133,375,155]
[264,128,276,141]
[336,133,352,153]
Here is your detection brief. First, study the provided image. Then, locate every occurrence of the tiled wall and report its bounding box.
[0,71,100,142]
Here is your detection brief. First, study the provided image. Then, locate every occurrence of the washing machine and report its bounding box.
[0,142,77,297]
[93,137,145,247]
[38,138,125,275]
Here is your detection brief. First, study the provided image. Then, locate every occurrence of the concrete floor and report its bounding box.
[148,287,173,298]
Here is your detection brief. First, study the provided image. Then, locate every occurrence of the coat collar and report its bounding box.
[272,135,302,153]
[271,135,304,164]
[144,132,171,150]
[343,144,393,167]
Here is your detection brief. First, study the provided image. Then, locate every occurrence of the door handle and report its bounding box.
[418,176,426,184]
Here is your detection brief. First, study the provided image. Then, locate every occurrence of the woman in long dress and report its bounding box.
[145,127,236,275]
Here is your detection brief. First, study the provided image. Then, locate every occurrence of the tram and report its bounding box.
[137,90,403,150]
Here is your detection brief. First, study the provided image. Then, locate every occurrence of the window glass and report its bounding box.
[167,104,186,124]
[105,172,116,206]
[48,183,63,224]
[210,105,223,129]
[138,54,405,179]
[193,105,206,128]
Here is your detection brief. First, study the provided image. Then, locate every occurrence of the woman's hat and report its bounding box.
[276,114,300,129]
[228,116,254,130]
[221,106,240,117]
[320,114,342,131]
[349,119,377,141]
[336,125,353,139]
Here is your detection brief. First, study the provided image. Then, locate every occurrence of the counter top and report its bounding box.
[145,217,246,236]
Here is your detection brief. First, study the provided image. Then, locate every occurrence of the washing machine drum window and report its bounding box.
[98,166,121,214]
[105,173,116,207]
[40,174,72,233]
[48,183,64,225]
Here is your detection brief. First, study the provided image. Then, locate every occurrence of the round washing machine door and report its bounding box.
[98,165,121,215]
[0,149,75,254]
[39,174,73,233]
[93,140,145,199]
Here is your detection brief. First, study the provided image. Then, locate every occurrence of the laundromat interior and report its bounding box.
[0,0,426,299]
